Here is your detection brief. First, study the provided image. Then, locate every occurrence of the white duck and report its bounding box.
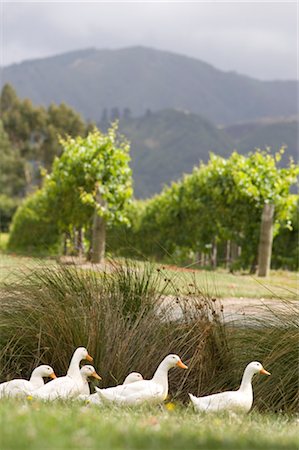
[85,372,143,405]
[0,365,56,399]
[33,347,93,401]
[79,365,102,396]
[96,354,188,406]
[189,361,271,413]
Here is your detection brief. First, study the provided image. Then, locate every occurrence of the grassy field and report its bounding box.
[0,250,297,300]
[0,401,298,450]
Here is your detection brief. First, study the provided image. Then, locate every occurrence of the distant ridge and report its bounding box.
[104,109,298,198]
[1,46,297,125]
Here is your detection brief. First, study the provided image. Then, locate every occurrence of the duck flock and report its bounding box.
[0,347,270,413]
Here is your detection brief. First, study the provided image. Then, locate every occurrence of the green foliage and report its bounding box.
[272,200,299,270]
[45,124,133,231]
[108,149,298,269]
[7,190,61,255]
[0,195,20,232]
[0,119,25,198]
[0,84,87,201]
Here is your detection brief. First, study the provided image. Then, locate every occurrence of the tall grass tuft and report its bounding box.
[0,261,297,413]
[0,261,228,396]
[226,301,299,413]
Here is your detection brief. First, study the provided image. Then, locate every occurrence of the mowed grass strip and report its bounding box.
[0,252,297,300]
[0,402,297,450]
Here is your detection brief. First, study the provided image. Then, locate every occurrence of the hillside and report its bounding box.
[224,118,298,165]
[2,47,297,125]
[104,111,296,197]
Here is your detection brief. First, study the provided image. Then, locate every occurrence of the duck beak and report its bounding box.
[260,368,271,376]
[86,353,93,362]
[50,372,57,379]
[91,371,102,380]
[176,360,188,369]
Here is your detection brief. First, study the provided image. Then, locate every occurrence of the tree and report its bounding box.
[117,149,298,270]
[0,83,18,113]
[0,119,25,197]
[0,85,88,197]
[45,124,133,262]
[42,103,86,168]
[257,204,274,277]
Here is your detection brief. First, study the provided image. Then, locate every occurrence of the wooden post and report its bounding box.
[63,233,68,256]
[91,191,106,264]
[257,204,274,277]
[211,239,217,269]
[77,227,84,258]
[225,240,231,270]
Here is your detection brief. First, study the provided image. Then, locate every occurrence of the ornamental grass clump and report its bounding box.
[0,261,228,396]
[0,261,297,413]
[226,301,299,413]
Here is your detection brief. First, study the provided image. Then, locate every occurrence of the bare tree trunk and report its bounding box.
[73,227,77,254]
[63,233,68,256]
[77,227,84,258]
[211,239,217,269]
[250,253,258,274]
[225,240,231,270]
[200,252,205,267]
[91,193,106,264]
[229,241,238,273]
[258,204,274,277]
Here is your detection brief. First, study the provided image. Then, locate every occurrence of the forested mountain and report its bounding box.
[224,118,298,165]
[112,109,235,197]
[105,111,297,197]
[2,46,297,125]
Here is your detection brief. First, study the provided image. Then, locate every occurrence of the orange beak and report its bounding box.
[176,360,188,369]
[91,371,102,381]
[50,372,57,379]
[260,368,271,376]
[86,353,93,362]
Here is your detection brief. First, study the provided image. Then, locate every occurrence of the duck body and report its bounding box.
[33,347,93,401]
[0,365,56,399]
[78,372,142,404]
[189,389,253,413]
[97,379,164,406]
[189,361,270,413]
[96,354,187,406]
[85,372,143,405]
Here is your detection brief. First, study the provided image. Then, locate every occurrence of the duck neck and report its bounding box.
[29,370,45,389]
[67,352,82,379]
[152,360,170,397]
[239,367,254,393]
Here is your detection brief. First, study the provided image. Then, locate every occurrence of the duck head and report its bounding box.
[246,361,271,376]
[163,354,188,370]
[80,365,102,380]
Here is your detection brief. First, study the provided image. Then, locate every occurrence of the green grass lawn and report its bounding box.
[0,401,297,450]
[158,265,298,300]
[0,249,297,300]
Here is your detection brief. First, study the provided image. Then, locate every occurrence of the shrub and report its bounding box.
[7,190,61,255]
[0,195,20,232]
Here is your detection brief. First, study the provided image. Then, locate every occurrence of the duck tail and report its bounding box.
[188,393,198,406]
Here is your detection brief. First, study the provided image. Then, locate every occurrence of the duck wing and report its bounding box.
[189,391,239,412]
[96,380,164,405]
[0,380,32,398]
[33,376,79,400]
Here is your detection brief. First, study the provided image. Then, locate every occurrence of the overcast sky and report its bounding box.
[1,1,297,80]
